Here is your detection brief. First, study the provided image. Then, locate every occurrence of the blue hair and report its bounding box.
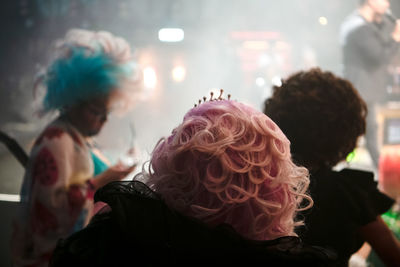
[43,47,129,112]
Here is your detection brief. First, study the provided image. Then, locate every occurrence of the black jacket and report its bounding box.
[51,181,337,266]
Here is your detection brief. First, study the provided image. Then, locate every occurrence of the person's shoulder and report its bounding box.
[323,168,375,195]
[311,168,346,188]
[93,180,160,205]
[340,11,368,42]
[336,168,388,195]
[310,168,375,207]
[341,11,364,27]
[337,168,394,223]
[339,168,374,181]
[34,119,85,150]
[34,121,68,146]
[314,168,373,183]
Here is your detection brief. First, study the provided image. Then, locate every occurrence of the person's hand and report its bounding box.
[91,162,137,189]
[392,20,400,42]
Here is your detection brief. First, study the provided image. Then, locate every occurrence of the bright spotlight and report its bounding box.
[158,28,184,42]
[319,16,328,26]
[255,77,266,87]
[143,67,157,89]
[172,66,186,82]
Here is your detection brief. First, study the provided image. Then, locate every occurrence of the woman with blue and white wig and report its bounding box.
[11,29,140,267]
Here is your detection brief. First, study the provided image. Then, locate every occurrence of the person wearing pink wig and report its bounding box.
[50,93,336,266]
[146,97,311,241]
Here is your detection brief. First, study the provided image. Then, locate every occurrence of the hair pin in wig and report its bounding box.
[194,89,232,107]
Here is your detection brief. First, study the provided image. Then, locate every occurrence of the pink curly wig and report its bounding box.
[146,100,312,240]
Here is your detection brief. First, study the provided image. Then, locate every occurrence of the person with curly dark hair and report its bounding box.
[263,68,400,267]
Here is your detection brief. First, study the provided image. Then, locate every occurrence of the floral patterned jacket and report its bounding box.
[11,118,98,267]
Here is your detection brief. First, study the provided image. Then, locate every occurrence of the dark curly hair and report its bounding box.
[263,68,367,170]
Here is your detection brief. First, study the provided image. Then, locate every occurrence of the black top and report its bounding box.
[50,181,336,267]
[297,168,394,267]
[340,11,399,103]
